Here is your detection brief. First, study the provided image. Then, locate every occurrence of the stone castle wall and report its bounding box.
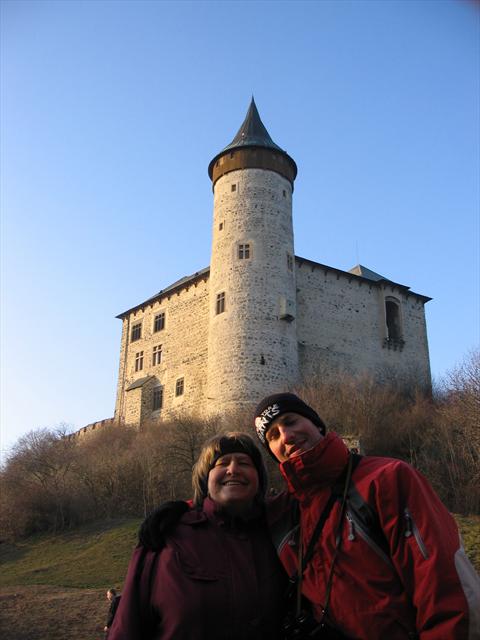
[206,168,299,415]
[295,260,431,388]
[114,276,210,427]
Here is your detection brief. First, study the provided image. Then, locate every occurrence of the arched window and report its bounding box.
[384,298,405,350]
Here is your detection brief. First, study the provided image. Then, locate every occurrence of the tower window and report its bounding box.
[216,292,226,315]
[287,253,293,271]
[152,386,163,411]
[386,300,401,341]
[231,184,237,192]
[238,243,251,260]
[154,312,165,333]
[219,222,224,231]
[135,351,144,372]
[175,377,184,397]
[131,323,142,342]
[283,189,287,197]
[152,345,162,366]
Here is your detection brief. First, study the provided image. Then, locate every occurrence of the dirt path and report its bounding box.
[0,585,108,640]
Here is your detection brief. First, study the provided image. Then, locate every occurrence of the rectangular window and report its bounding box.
[131,322,142,342]
[216,292,225,315]
[219,222,224,231]
[154,312,165,333]
[283,189,287,198]
[152,345,162,366]
[135,351,144,372]
[175,377,184,397]
[238,243,250,260]
[231,183,236,192]
[152,386,163,411]
[287,253,293,271]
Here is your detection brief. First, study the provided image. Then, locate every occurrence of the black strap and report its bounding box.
[301,453,362,573]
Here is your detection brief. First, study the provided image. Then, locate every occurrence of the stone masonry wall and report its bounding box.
[206,168,299,415]
[295,261,431,389]
[115,277,210,426]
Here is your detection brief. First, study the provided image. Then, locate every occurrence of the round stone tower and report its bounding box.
[206,98,299,415]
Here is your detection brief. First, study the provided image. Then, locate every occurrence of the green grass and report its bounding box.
[455,514,480,571]
[0,514,478,590]
[0,518,141,588]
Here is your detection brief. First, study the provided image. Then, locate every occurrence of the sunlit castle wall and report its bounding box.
[206,152,299,415]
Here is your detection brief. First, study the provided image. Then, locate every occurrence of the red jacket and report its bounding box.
[108,498,286,640]
[269,432,480,640]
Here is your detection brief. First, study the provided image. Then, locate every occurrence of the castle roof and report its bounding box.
[222,97,283,154]
[348,264,387,282]
[208,98,297,181]
[117,259,430,320]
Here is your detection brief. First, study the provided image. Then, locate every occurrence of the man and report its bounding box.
[254,392,480,640]
[104,588,121,636]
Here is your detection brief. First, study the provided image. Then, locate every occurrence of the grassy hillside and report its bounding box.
[0,515,478,640]
[1,514,478,590]
[0,518,141,589]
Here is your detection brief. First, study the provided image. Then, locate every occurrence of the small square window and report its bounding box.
[175,377,184,397]
[131,323,142,342]
[135,351,144,372]
[238,243,251,260]
[154,312,165,333]
[216,292,225,315]
[152,345,162,366]
[231,184,236,192]
[152,386,163,411]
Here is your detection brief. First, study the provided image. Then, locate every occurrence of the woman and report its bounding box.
[108,432,287,640]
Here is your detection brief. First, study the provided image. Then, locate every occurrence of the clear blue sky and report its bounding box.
[1,0,479,456]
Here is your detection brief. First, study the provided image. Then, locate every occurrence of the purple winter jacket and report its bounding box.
[108,498,286,640]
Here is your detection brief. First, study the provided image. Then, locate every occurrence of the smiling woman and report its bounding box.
[108,432,286,640]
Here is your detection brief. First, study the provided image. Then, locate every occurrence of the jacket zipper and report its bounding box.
[404,508,429,559]
[345,511,393,568]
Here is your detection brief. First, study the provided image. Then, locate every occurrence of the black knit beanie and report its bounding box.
[254,392,326,450]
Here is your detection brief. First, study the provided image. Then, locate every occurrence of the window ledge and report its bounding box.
[383,337,405,351]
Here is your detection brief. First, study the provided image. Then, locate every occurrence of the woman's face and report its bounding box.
[207,452,259,514]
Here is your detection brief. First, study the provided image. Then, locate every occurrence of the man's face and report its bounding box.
[266,412,323,462]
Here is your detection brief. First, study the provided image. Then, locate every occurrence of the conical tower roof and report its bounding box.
[208,98,297,185]
[221,97,283,153]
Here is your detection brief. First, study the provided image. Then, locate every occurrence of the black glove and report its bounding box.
[138,500,189,551]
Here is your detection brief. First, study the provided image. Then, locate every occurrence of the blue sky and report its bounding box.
[1,0,479,455]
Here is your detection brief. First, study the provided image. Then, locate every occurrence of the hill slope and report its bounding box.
[0,515,478,640]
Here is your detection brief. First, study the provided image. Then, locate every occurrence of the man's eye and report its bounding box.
[267,429,279,441]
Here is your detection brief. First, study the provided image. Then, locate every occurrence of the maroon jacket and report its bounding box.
[108,498,286,640]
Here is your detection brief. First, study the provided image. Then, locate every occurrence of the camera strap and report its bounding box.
[295,452,357,623]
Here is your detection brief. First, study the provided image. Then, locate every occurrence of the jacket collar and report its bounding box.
[182,497,264,528]
[279,432,349,499]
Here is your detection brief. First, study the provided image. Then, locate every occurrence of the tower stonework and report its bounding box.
[106,99,432,433]
[206,100,299,414]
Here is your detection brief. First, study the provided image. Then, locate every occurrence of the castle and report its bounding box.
[108,99,431,430]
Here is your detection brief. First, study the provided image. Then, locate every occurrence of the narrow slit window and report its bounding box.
[135,351,144,372]
[152,345,162,366]
[216,292,226,315]
[152,386,163,411]
[175,377,184,397]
